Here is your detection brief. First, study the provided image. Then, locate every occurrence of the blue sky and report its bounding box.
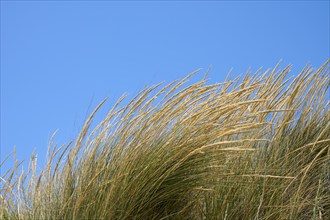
[1,1,329,173]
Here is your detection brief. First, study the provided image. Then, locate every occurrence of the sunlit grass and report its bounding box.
[1,61,329,219]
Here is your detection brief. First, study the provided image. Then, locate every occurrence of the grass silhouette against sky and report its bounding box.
[1,1,329,172]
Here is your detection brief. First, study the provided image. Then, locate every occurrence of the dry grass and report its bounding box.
[1,61,329,219]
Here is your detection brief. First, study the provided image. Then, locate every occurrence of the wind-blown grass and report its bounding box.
[1,61,329,219]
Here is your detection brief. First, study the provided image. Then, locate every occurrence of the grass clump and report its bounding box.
[1,61,329,219]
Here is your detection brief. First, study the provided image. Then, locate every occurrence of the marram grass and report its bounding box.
[1,61,329,220]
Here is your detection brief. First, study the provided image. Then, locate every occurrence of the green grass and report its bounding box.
[1,61,329,219]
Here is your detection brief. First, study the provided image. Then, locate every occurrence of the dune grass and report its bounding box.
[1,61,329,219]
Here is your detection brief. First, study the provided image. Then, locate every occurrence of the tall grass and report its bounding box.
[1,61,329,219]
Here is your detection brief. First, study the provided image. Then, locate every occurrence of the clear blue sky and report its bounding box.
[1,1,329,173]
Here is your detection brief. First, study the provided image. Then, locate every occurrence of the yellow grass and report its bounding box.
[1,61,329,219]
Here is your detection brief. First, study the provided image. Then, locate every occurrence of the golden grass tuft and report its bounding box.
[1,61,329,219]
